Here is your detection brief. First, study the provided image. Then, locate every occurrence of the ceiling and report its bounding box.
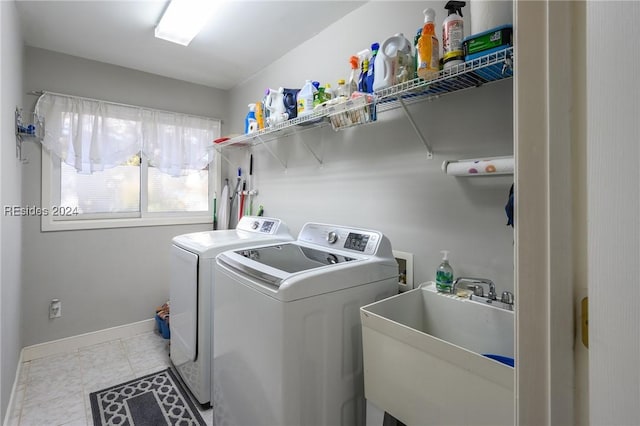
[15,0,366,90]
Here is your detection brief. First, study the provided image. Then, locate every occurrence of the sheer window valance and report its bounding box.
[34,92,220,176]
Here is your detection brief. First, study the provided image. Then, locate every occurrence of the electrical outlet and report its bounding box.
[49,299,62,319]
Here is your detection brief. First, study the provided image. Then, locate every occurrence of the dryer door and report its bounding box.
[170,244,198,362]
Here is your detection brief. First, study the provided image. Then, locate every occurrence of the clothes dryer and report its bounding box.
[170,216,292,406]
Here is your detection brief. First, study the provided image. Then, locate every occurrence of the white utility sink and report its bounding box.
[360,283,514,425]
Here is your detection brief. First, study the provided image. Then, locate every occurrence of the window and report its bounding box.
[37,92,220,231]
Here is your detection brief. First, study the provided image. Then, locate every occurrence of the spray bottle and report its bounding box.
[442,1,466,70]
[435,250,454,293]
[348,56,359,96]
[355,48,371,93]
[416,8,439,80]
[365,43,379,93]
[245,104,257,134]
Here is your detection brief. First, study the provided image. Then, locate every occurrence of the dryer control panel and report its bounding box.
[236,216,283,234]
[298,223,382,256]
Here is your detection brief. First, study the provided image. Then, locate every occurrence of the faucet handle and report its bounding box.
[501,291,514,305]
[472,285,484,297]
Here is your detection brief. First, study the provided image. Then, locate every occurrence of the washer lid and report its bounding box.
[235,243,357,273]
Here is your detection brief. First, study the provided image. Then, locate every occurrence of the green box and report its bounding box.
[463,25,513,56]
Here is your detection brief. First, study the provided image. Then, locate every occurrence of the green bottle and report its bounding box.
[435,250,454,293]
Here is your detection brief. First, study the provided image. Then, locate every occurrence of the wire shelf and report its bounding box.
[214,47,513,149]
[376,47,513,112]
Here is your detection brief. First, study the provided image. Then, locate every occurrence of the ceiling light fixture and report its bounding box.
[155,0,220,46]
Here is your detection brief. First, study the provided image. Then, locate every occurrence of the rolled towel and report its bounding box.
[442,156,514,176]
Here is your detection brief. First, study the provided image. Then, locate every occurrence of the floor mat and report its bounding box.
[90,368,205,426]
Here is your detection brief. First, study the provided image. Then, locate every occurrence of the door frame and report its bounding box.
[514,1,577,423]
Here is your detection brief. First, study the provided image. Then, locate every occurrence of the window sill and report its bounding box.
[41,215,213,232]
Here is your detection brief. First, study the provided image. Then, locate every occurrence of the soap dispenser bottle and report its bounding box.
[435,250,454,293]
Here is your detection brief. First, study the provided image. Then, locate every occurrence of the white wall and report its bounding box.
[0,1,24,419]
[227,1,514,291]
[21,47,231,346]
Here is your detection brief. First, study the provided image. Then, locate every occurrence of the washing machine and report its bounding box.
[212,222,398,426]
[169,216,292,406]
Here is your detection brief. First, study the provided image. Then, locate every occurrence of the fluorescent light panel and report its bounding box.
[155,0,220,46]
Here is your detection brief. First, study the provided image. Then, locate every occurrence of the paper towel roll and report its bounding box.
[443,156,514,176]
[470,0,513,36]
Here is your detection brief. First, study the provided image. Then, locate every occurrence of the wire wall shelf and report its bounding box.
[213,47,514,160]
[15,108,45,162]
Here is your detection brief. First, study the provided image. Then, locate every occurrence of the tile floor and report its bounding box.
[7,331,213,426]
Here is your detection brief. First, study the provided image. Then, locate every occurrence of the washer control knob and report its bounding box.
[327,231,338,244]
[251,221,260,230]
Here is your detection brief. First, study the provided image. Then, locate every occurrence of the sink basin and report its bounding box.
[360,283,514,425]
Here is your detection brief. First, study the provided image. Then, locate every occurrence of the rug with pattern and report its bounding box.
[90,368,205,426]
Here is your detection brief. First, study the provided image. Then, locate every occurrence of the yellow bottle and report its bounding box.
[417,8,440,80]
[255,101,265,130]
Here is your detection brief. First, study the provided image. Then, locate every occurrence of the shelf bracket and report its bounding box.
[300,138,323,166]
[397,97,433,159]
[213,146,234,168]
[255,134,287,170]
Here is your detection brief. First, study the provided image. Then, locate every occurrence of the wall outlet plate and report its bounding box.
[49,299,62,319]
[393,250,414,292]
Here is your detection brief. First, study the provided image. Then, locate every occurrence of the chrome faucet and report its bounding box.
[452,277,515,311]
[452,277,497,300]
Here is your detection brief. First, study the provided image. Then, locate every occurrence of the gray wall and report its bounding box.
[227,1,514,291]
[1,1,25,419]
[21,47,230,346]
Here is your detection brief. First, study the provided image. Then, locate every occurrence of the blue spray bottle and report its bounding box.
[245,103,257,134]
[356,49,370,93]
[366,43,379,93]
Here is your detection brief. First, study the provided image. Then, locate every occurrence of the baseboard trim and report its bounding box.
[22,318,156,362]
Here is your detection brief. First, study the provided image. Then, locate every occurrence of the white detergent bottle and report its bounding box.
[435,250,454,293]
[297,80,316,117]
[373,33,413,91]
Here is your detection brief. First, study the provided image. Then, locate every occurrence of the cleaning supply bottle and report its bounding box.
[245,103,258,134]
[262,89,271,126]
[336,79,348,99]
[324,83,334,100]
[365,43,379,93]
[435,250,454,293]
[358,57,369,92]
[373,33,413,91]
[416,8,440,81]
[255,101,265,130]
[297,80,317,117]
[442,1,466,70]
[355,48,370,93]
[413,28,422,79]
[314,86,326,107]
[348,56,359,95]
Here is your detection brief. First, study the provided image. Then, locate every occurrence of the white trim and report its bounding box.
[515,1,576,424]
[42,215,213,232]
[41,148,217,231]
[21,318,156,362]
